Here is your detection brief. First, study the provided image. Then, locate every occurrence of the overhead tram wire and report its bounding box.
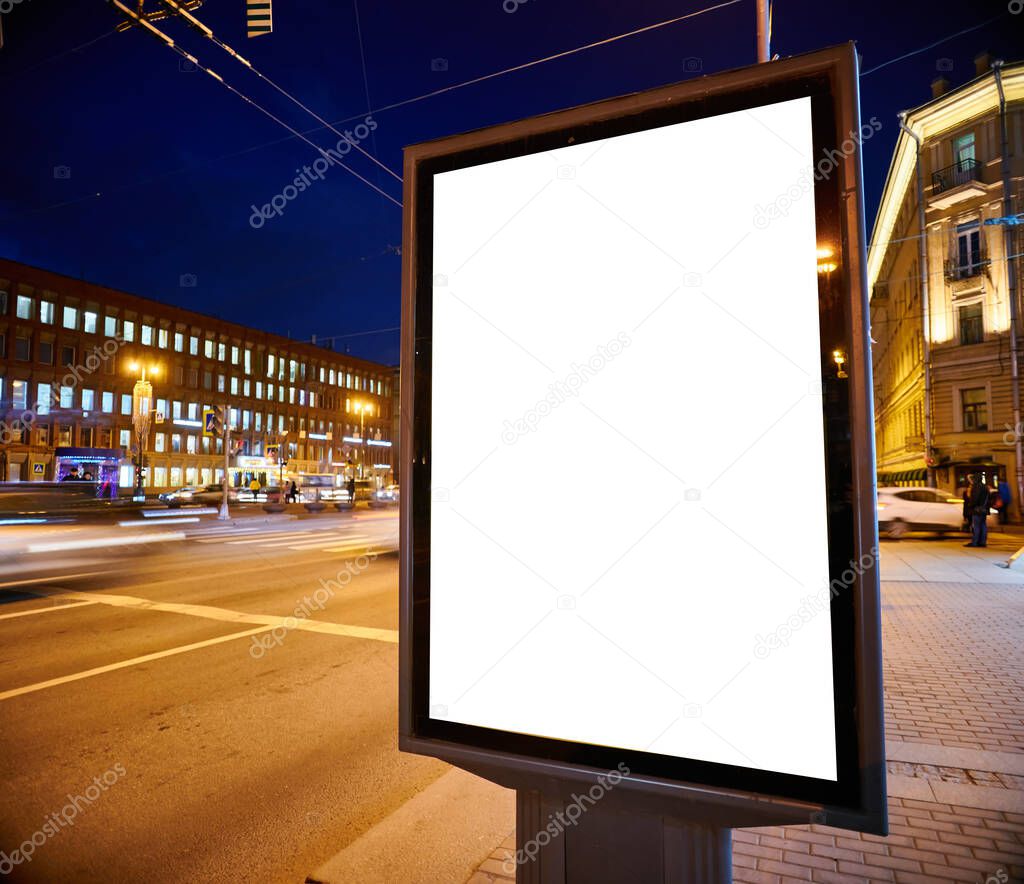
[105,0,401,209]
[156,0,401,183]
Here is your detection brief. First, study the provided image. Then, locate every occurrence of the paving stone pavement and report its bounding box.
[466,540,1024,883]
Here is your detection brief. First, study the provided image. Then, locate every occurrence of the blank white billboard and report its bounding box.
[429,96,837,782]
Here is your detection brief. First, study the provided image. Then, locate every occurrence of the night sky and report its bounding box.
[0,0,1016,365]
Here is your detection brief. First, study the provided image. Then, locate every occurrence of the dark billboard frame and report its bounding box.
[399,43,886,836]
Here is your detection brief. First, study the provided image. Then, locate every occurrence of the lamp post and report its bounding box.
[129,362,159,503]
[353,401,372,478]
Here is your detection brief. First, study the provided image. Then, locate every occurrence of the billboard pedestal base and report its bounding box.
[515,789,731,883]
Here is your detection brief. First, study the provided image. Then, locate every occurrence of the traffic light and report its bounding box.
[203,406,225,437]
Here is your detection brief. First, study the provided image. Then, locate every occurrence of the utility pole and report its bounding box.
[220,409,230,521]
[756,0,770,63]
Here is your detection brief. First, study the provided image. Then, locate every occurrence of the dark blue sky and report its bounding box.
[0,0,1015,364]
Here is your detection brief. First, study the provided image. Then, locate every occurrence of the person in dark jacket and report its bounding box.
[997,478,1011,525]
[964,474,990,548]
[347,476,356,506]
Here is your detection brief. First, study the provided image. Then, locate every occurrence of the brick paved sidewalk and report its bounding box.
[467,543,1024,883]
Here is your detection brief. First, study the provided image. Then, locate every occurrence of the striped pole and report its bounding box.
[246,0,272,37]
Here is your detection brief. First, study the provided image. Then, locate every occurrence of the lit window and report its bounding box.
[154,467,167,487]
[218,342,226,361]
[82,389,95,411]
[60,386,74,409]
[37,383,51,415]
[172,401,182,419]
[102,391,114,413]
[16,295,33,319]
[243,379,250,397]
[119,429,131,447]
[267,353,275,377]
[174,332,184,352]
[244,349,252,373]
[217,375,225,393]
[171,434,182,453]
[155,433,166,452]
[123,320,135,342]
[104,315,117,337]
[186,434,197,454]
[121,393,132,415]
[190,335,199,355]
[170,466,182,486]
[231,346,239,365]
[230,376,239,395]
[63,306,78,330]
[140,325,153,346]
[84,311,98,333]
[205,339,214,358]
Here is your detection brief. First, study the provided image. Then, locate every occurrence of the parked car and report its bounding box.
[158,485,237,508]
[369,485,399,508]
[876,486,997,538]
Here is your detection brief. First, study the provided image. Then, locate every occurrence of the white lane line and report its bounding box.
[201,531,314,545]
[267,535,370,550]
[0,625,277,702]
[0,571,115,590]
[26,532,186,554]
[142,507,219,518]
[36,588,399,644]
[0,600,99,621]
[118,517,201,527]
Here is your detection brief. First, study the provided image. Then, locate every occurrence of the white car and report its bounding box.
[876,486,996,539]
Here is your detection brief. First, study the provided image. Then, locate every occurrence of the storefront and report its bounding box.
[54,447,122,498]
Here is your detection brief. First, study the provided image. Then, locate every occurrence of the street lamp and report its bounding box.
[129,362,159,502]
[353,401,372,478]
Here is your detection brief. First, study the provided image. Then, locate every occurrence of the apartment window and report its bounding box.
[187,402,198,420]
[0,332,6,358]
[158,328,169,349]
[60,386,74,409]
[39,300,55,324]
[154,466,167,487]
[16,295,32,319]
[188,367,198,388]
[84,311,98,334]
[104,315,117,337]
[218,342,226,362]
[174,365,184,386]
[186,434,197,454]
[190,335,199,355]
[61,345,75,366]
[170,466,182,486]
[267,353,275,377]
[289,359,297,382]
[102,391,114,413]
[217,374,225,393]
[11,379,28,410]
[123,320,135,342]
[35,425,49,447]
[37,383,51,415]
[174,332,184,352]
[203,371,212,390]
[961,388,988,431]
[171,433,182,453]
[959,303,983,346]
[231,345,239,365]
[244,349,252,373]
[956,222,982,277]
[82,389,95,411]
[230,376,239,395]
[63,306,78,330]
[202,436,211,453]
[172,400,182,419]
[204,339,214,358]
[15,335,30,361]
[243,379,250,397]
[141,324,153,346]
[185,466,198,486]
[156,398,168,418]
[119,428,131,448]
[121,393,132,415]
[0,290,7,314]
[953,131,975,167]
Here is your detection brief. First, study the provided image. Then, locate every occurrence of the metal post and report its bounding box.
[219,409,230,521]
[899,113,935,487]
[514,791,730,883]
[755,0,769,63]
[994,61,1023,520]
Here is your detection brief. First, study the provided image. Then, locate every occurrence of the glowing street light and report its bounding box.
[129,363,161,501]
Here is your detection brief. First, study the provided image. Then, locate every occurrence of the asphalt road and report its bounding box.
[0,508,450,883]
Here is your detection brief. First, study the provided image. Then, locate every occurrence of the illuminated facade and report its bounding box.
[868,56,1023,510]
[0,260,395,491]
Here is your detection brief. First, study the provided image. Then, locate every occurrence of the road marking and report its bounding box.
[26,532,186,553]
[0,571,115,589]
[195,530,311,544]
[0,600,98,621]
[142,507,219,518]
[34,587,400,644]
[0,625,277,702]
[118,517,201,527]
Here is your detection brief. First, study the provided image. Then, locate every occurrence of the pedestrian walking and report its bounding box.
[997,477,1011,525]
[249,477,260,501]
[288,480,298,503]
[347,476,356,506]
[963,473,990,548]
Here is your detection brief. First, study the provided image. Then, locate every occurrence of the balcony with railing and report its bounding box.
[929,158,985,209]
[944,249,989,282]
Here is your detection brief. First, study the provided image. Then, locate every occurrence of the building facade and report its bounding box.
[0,259,395,492]
[868,56,1023,514]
